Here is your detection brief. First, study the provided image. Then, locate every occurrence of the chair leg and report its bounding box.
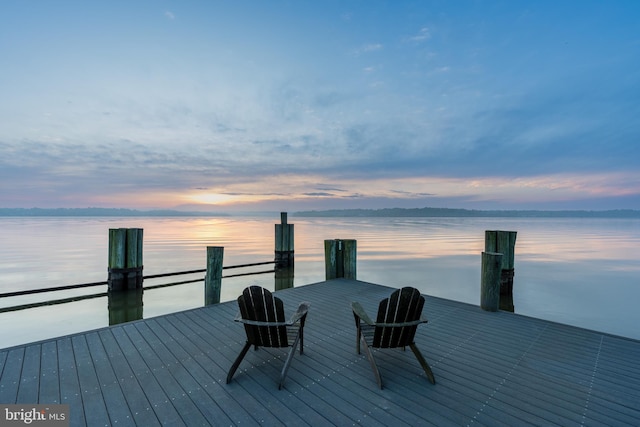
[226,341,252,384]
[409,343,436,384]
[355,321,361,354]
[279,332,301,390]
[360,336,383,389]
[299,325,304,355]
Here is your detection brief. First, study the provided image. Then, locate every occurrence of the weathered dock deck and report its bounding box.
[1,279,639,426]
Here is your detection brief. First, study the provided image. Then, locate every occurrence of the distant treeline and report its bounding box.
[0,208,229,217]
[293,207,640,218]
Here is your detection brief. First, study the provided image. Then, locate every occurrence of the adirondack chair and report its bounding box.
[226,285,309,389]
[352,287,436,388]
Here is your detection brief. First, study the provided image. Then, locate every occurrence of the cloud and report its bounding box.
[303,192,334,197]
[363,43,382,52]
[164,11,175,20]
[391,190,436,197]
[407,27,431,43]
[314,185,347,193]
[354,43,383,56]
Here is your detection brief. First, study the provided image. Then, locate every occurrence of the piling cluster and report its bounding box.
[481,230,517,312]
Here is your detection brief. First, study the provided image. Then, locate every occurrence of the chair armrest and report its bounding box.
[288,302,310,324]
[351,302,375,325]
[372,317,428,328]
[351,301,428,328]
[234,301,310,326]
[234,317,290,327]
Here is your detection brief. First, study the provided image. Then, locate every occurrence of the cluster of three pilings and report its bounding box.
[481,230,517,312]
[108,228,144,291]
[107,228,144,324]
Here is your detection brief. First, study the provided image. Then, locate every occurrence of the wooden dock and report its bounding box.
[1,279,639,426]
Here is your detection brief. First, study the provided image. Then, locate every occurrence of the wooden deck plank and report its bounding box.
[71,334,111,426]
[147,316,254,425]
[39,341,60,404]
[430,332,590,421]
[57,337,86,426]
[428,320,609,425]
[84,331,136,426]
[96,329,161,427]
[110,325,184,426]
[274,353,401,427]
[1,278,639,426]
[0,348,23,404]
[16,344,40,403]
[361,342,538,426]
[123,322,210,426]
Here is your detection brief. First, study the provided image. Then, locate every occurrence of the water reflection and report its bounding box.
[1,216,639,348]
[275,265,295,291]
[108,289,143,325]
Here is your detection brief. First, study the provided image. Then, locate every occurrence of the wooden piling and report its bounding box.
[275,212,294,268]
[485,230,517,294]
[205,246,224,305]
[324,239,357,280]
[109,228,126,270]
[126,228,143,273]
[108,228,143,291]
[325,240,338,280]
[481,251,503,312]
[342,240,357,279]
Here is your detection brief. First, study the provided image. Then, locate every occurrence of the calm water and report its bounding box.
[1,216,638,348]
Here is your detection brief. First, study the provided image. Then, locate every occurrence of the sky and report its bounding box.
[1,1,639,213]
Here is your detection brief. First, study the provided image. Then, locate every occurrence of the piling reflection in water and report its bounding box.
[108,289,143,325]
[106,265,292,326]
[275,265,294,291]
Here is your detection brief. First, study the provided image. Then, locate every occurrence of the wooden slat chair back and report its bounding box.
[352,287,435,388]
[227,285,309,389]
[238,286,288,348]
[373,286,424,348]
